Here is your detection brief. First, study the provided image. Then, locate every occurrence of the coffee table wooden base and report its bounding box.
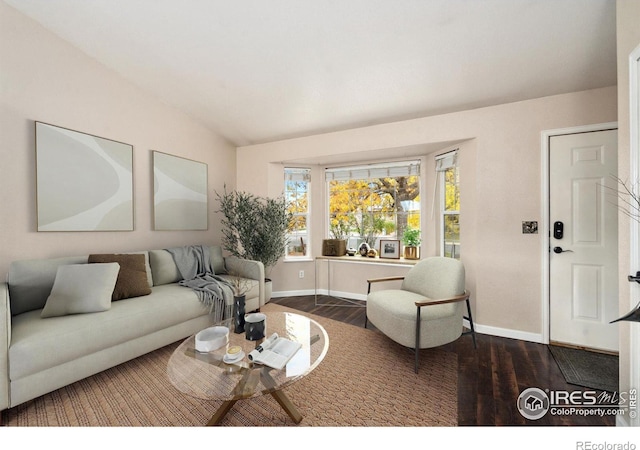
[206,390,302,426]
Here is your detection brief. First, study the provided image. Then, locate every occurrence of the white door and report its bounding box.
[549,129,619,352]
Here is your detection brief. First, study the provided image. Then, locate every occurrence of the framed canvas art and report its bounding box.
[153,151,208,230]
[35,122,134,231]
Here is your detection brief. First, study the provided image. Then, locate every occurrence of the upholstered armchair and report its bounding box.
[365,257,476,373]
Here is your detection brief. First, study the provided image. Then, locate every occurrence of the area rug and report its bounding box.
[2,304,457,426]
[548,345,618,393]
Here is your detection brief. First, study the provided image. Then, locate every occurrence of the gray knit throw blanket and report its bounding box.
[165,245,233,322]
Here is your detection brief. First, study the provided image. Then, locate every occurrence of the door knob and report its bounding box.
[629,271,640,283]
[553,246,573,254]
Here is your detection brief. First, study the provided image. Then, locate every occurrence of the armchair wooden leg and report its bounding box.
[365,282,371,329]
[415,306,421,374]
[463,298,477,349]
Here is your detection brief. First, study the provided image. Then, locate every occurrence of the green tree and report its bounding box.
[328,176,419,245]
[285,180,309,256]
[443,167,460,258]
[286,181,308,231]
[373,175,420,238]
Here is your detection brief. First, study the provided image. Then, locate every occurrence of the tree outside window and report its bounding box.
[442,166,460,259]
[327,161,420,250]
[285,168,310,258]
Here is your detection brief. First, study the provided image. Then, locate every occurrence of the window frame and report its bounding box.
[284,167,311,260]
[324,160,421,251]
[437,152,460,259]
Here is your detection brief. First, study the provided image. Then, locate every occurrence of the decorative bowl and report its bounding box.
[195,326,229,352]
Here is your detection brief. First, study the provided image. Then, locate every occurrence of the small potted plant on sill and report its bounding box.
[402,228,421,260]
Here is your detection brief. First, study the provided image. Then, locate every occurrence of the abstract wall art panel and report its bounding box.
[153,151,208,230]
[35,122,134,231]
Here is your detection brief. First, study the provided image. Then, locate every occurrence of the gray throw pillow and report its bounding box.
[149,250,182,286]
[41,263,120,318]
[210,246,226,274]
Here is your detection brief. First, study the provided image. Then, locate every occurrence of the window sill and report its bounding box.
[284,257,314,263]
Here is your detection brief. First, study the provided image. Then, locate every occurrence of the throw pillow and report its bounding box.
[88,253,152,301]
[148,249,182,286]
[210,246,226,274]
[41,263,120,318]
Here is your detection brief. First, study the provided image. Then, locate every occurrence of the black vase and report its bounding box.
[233,295,246,333]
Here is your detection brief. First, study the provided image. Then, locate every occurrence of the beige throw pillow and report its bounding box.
[41,263,120,318]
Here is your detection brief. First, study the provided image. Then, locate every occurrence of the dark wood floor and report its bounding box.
[271,295,617,426]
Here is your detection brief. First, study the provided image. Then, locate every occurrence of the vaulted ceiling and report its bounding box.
[5,0,617,146]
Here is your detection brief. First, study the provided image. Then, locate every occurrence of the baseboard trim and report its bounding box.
[272,290,544,344]
[473,323,544,344]
[271,289,317,298]
[272,289,367,301]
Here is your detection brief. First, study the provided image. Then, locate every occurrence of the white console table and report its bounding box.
[314,255,419,307]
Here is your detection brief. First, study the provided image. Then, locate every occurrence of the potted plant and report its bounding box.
[323,216,350,256]
[402,227,421,260]
[216,187,292,302]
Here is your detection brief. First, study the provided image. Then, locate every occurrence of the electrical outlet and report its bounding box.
[299,270,304,279]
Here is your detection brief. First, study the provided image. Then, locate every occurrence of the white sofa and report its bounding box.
[0,245,265,414]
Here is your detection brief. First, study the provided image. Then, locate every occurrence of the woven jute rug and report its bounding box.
[2,304,457,426]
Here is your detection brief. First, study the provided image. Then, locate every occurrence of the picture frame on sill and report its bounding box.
[379,239,400,259]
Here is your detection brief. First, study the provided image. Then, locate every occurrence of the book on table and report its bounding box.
[247,333,302,370]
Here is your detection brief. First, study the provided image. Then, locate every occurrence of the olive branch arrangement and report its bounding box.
[605,177,640,323]
[606,176,640,224]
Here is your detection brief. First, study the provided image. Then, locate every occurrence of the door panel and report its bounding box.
[573,178,600,242]
[572,264,600,319]
[549,129,618,352]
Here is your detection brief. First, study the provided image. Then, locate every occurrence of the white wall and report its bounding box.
[1,0,624,346]
[237,86,617,341]
[0,2,236,276]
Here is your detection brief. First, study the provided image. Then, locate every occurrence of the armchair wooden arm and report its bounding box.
[367,276,405,294]
[415,290,470,308]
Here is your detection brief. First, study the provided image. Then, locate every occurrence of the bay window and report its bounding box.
[325,160,420,251]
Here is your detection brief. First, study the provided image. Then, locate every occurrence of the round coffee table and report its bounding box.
[167,311,329,425]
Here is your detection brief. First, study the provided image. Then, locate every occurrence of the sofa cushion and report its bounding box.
[41,263,120,318]
[10,284,215,380]
[88,253,152,301]
[8,256,88,316]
